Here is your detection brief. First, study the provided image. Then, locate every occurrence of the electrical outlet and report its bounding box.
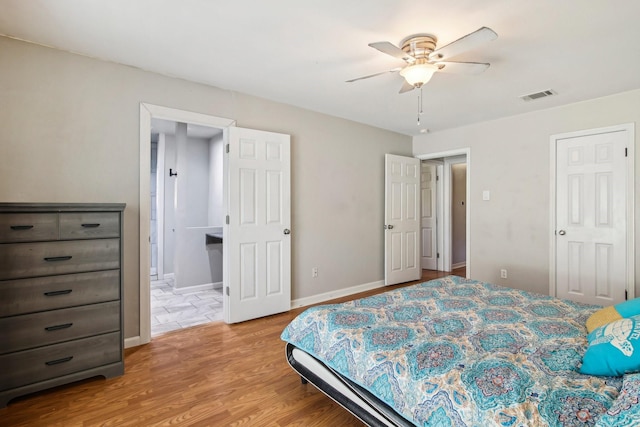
[312,267,318,278]
[500,269,507,279]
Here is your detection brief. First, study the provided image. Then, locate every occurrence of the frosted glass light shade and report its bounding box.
[399,63,438,86]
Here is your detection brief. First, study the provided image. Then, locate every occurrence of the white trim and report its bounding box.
[451,262,466,270]
[139,103,235,347]
[628,124,636,300]
[139,104,151,346]
[548,123,635,300]
[415,148,471,278]
[124,336,141,349]
[291,280,385,309]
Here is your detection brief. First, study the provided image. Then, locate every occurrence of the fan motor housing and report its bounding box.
[400,34,437,59]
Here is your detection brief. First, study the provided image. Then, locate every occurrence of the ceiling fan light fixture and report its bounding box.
[399,62,438,87]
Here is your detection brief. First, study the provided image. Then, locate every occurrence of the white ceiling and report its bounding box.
[2,0,640,136]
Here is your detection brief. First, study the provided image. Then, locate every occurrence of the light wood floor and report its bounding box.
[3,269,464,427]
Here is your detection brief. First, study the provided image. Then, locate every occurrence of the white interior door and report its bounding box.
[421,162,438,270]
[385,154,421,285]
[555,129,628,305]
[225,127,291,323]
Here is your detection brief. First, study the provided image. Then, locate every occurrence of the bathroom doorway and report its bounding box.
[149,118,225,336]
[139,103,292,346]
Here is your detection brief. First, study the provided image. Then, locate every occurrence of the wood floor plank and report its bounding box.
[2,269,462,426]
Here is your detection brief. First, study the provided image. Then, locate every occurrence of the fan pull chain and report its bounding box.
[417,86,424,126]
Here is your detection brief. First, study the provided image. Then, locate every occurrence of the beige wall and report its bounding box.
[413,89,640,296]
[0,37,412,339]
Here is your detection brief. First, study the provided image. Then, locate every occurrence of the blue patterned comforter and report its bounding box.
[281,276,631,426]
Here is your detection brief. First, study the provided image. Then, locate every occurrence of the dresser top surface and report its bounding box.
[0,203,126,213]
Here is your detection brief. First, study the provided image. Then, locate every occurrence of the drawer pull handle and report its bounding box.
[81,223,101,228]
[44,256,73,262]
[44,289,73,297]
[45,323,73,332]
[45,356,73,366]
[10,225,34,230]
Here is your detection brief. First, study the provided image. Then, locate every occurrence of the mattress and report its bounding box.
[282,276,628,426]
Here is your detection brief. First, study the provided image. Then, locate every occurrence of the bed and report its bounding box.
[281,276,640,426]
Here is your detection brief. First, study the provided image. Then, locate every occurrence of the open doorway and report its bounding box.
[418,149,470,277]
[138,103,236,346]
[149,119,225,336]
[138,103,292,345]
[383,151,469,286]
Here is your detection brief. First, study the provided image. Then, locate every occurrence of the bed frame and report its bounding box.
[285,343,415,427]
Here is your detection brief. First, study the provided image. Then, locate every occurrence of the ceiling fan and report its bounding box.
[347,27,498,93]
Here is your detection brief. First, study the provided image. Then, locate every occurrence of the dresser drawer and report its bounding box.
[0,270,120,317]
[0,239,120,280]
[0,332,121,392]
[0,301,120,354]
[59,212,120,240]
[0,213,58,243]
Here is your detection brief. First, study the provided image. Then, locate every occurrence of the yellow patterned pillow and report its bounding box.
[586,306,622,333]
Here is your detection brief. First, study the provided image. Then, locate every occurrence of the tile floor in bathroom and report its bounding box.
[150,277,224,337]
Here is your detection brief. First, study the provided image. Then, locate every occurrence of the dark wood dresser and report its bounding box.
[0,203,125,407]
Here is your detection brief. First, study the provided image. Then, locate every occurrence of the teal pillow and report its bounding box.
[580,314,640,377]
[617,298,640,317]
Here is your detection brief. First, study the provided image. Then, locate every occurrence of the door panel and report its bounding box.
[226,127,291,323]
[555,130,627,305]
[385,154,421,285]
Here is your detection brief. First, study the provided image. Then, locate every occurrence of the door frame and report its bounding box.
[137,103,236,346]
[416,148,470,276]
[549,123,635,300]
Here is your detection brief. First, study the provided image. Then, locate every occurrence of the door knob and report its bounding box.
[284,229,291,235]
[388,225,394,230]
[558,230,566,236]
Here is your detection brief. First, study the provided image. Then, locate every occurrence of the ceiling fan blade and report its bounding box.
[368,41,415,62]
[435,61,490,75]
[345,67,402,83]
[428,27,497,61]
[399,81,415,94]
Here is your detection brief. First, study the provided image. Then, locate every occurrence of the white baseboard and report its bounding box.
[173,281,222,295]
[451,262,466,270]
[291,280,386,309]
[124,336,142,349]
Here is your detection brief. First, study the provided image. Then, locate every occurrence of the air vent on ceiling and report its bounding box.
[519,89,557,102]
